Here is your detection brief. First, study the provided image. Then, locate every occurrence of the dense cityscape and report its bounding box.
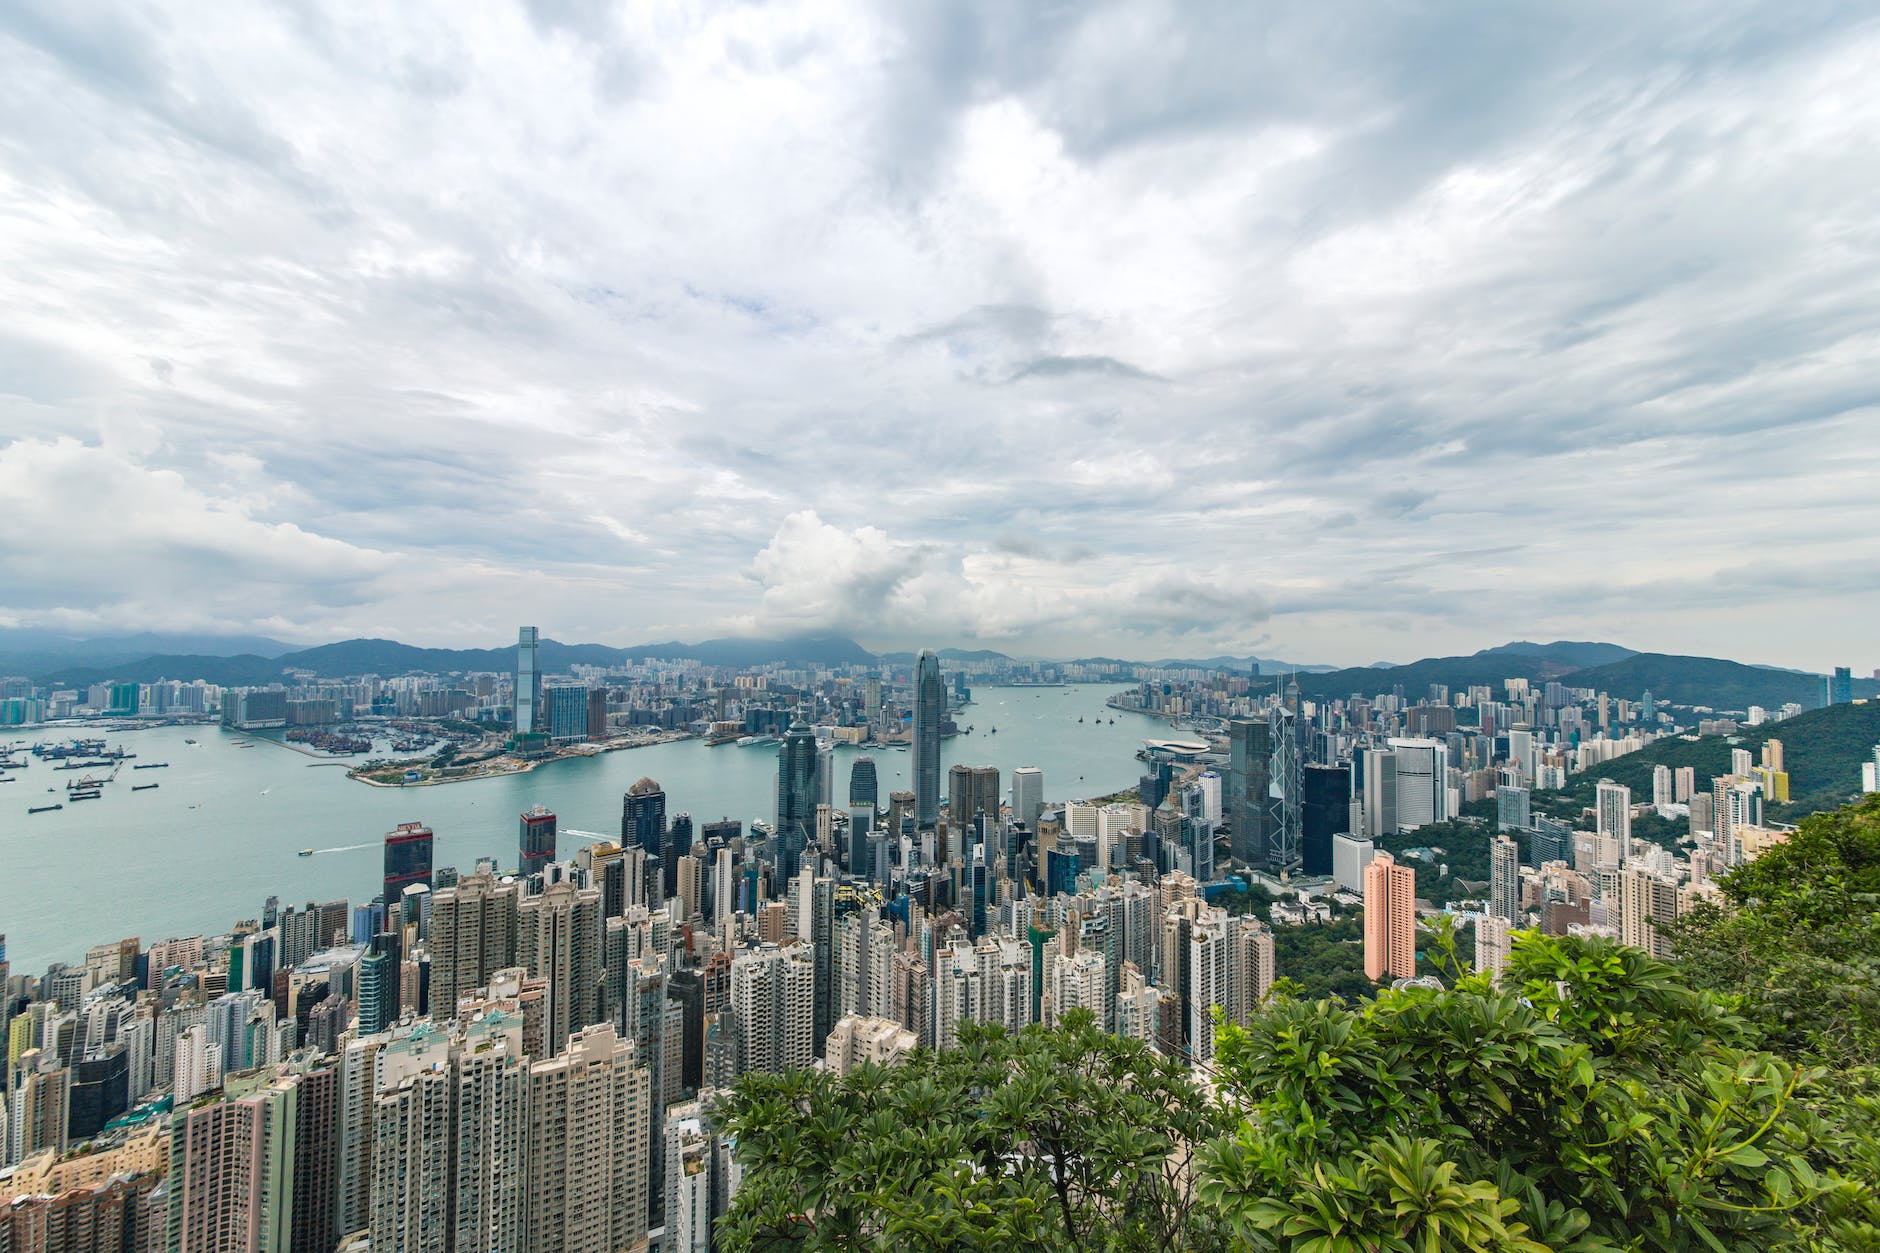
[2,625,1876,1249]
[5,0,1880,1247]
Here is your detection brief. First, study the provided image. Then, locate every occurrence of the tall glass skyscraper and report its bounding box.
[515,625,540,735]
[912,650,944,828]
[776,723,819,883]
[1227,719,1270,866]
[848,755,878,810]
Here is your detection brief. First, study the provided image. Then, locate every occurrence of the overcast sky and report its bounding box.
[1,2,1876,668]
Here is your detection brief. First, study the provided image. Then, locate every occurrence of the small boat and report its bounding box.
[183,738,197,745]
[132,783,159,791]
[299,848,314,857]
[28,804,62,814]
[1078,717,1084,723]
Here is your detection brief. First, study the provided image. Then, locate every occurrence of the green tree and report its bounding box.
[714,1011,1232,1252]
[1667,792,1880,1071]
[1200,933,1857,1250]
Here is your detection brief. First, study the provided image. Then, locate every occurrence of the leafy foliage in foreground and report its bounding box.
[1669,792,1880,1071]
[1202,934,1867,1250]
[714,1010,1229,1251]
[719,800,1880,1251]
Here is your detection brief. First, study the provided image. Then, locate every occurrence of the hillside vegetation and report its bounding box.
[1539,699,1880,822]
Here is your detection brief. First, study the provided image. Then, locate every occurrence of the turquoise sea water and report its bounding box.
[0,684,1161,973]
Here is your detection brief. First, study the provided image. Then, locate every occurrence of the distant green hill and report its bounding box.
[1540,699,1880,822]
[1475,640,1638,668]
[36,632,878,686]
[1564,652,1838,712]
[1292,653,1555,700]
[1285,647,1872,713]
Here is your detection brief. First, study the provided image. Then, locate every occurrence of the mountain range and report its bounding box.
[22,633,876,687]
[8,631,1870,713]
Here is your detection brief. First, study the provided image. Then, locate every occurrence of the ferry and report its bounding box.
[28,803,62,814]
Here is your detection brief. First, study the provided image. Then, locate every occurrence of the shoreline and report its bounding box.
[348,731,695,788]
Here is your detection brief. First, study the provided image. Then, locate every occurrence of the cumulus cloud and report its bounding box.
[744,511,1270,653]
[0,439,396,633]
[0,0,1876,665]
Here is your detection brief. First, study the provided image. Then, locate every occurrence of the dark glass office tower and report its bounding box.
[622,777,667,851]
[1301,763,1351,876]
[1227,720,1270,867]
[382,822,434,899]
[848,755,879,810]
[775,723,818,883]
[911,650,944,827]
[520,805,557,876]
[663,813,693,900]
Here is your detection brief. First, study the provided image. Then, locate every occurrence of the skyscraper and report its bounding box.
[1497,784,1531,833]
[1618,865,1680,959]
[526,1023,651,1253]
[775,724,818,883]
[848,755,879,810]
[911,650,944,828]
[1227,719,1271,866]
[1300,763,1350,877]
[1595,780,1632,844]
[1362,748,1397,840]
[622,778,667,902]
[1363,853,1416,982]
[165,1078,297,1253]
[430,871,521,1020]
[947,764,1001,835]
[1265,707,1303,872]
[621,778,667,852]
[1011,766,1044,831]
[518,880,604,1055]
[1387,738,1448,833]
[519,805,557,877]
[663,812,694,902]
[383,822,434,902]
[727,944,816,1076]
[515,625,540,736]
[1489,834,1520,923]
[542,683,592,744]
[1826,665,1852,706]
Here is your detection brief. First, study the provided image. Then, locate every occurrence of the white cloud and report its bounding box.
[0,439,396,633]
[0,0,1876,666]
[743,511,1270,653]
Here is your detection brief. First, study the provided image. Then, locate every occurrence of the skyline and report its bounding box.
[3,3,1879,668]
